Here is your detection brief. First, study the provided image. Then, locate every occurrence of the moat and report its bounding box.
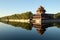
[0,21,60,40]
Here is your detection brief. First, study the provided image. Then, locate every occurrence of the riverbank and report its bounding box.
[0,19,30,23]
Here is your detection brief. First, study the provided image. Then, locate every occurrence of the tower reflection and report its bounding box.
[33,23,53,35]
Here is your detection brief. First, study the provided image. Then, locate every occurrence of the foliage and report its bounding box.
[54,13,60,19]
[0,12,33,20]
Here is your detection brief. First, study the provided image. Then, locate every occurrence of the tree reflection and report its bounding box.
[0,21,60,35]
[1,21,33,30]
[54,22,60,28]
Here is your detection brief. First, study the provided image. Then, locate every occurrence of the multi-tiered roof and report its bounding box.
[36,6,46,14]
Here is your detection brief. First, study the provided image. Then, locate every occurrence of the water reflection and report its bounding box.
[33,23,53,35]
[0,21,60,35]
[1,21,33,30]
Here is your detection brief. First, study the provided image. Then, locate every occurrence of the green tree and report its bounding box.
[54,13,60,19]
[0,11,33,21]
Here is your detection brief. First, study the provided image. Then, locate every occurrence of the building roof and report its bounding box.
[36,6,46,13]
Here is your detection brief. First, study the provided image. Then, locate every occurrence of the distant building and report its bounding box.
[32,5,54,24]
[33,6,46,19]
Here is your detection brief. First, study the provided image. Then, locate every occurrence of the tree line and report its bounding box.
[0,11,33,20]
[54,12,60,19]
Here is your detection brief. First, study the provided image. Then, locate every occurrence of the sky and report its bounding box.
[0,0,60,17]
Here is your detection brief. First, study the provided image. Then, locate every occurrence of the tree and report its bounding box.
[0,11,33,21]
[54,12,60,19]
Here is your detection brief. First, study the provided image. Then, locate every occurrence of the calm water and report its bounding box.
[0,21,60,40]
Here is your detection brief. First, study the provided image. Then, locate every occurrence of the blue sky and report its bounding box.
[0,0,60,17]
